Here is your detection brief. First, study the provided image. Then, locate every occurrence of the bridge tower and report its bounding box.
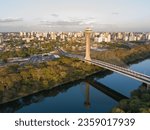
[85,28,92,61]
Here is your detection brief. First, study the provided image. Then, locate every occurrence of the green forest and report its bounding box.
[112,86,150,113]
[0,57,100,103]
[0,44,150,108]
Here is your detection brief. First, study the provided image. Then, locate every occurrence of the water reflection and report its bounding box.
[84,83,90,109]
[0,79,128,113]
[86,79,128,101]
[0,81,81,112]
[0,59,149,113]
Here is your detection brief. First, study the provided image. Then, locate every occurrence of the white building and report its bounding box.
[107,34,111,42]
[74,32,83,38]
[60,34,65,40]
[31,32,34,36]
[43,32,48,38]
[23,32,27,37]
[51,32,56,40]
[137,36,141,41]
[98,37,103,42]
[0,34,3,44]
[22,37,34,43]
[129,33,135,41]
[117,33,123,40]
[124,36,129,41]
[20,32,23,37]
[94,37,98,42]
[94,37,103,43]
[148,34,150,40]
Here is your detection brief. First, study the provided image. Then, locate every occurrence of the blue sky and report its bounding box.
[0,0,150,32]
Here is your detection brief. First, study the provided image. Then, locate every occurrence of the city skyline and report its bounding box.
[0,0,150,32]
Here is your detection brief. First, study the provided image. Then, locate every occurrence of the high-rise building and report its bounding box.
[43,32,48,38]
[148,34,150,40]
[20,32,23,37]
[105,33,111,42]
[23,32,27,37]
[124,35,129,41]
[129,33,135,41]
[117,32,123,40]
[98,37,103,42]
[0,33,3,44]
[50,32,56,40]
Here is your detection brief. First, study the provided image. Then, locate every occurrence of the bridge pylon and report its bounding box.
[84,28,92,62]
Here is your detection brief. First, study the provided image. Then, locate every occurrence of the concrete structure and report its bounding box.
[124,36,129,41]
[148,34,150,40]
[85,28,92,61]
[0,34,3,44]
[57,48,150,87]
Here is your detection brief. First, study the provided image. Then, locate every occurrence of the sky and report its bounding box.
[0,0,150,32]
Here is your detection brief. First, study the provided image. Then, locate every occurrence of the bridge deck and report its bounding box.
[57,48,150,85]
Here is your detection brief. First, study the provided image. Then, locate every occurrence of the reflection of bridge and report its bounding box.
[57,47,150,87]
[84,81,129,109]
[86,79,128,102]
[0,79,128,112]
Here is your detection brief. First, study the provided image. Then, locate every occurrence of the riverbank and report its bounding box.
[112,85,150,113]
[0,44,150,105]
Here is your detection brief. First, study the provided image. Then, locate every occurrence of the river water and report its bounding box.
[0,59,150,113]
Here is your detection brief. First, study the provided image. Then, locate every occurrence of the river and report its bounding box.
[0,58,150,113]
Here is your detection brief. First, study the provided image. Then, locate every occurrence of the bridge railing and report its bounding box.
[89,59,150,82]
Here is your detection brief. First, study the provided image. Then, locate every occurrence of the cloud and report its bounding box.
[112,12,119,15]
[68,17,95,22]
[51,14,59,17]
[40,17,96,27]
[0,18,23,23]
[80,20,95,25]
[41,20,82,26]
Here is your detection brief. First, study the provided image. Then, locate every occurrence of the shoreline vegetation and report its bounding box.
[0,44,150,109]
[112,85,150,113]
[0,57,101,104]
